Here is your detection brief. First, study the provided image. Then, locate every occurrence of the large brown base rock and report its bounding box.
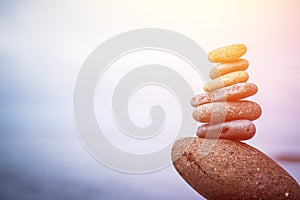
[172,137,300,200]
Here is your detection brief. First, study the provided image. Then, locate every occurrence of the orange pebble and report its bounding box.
[208,44,247,63]
[209,59,249,79]
[204,71,249,92]
[192,100,262,123]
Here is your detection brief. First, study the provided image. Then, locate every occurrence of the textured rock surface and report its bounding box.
[192,100,262,123]
[208,44,247,63]
[204,71,249,92]
[197,120,256,140]
[191,83,258,107]
[209,59,249,79]
[172,137,300,200]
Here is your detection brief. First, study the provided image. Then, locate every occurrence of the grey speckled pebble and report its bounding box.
[172,137,300,200]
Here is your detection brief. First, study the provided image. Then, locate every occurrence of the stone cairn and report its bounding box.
[172,44,300,199]
[191,44,262,141]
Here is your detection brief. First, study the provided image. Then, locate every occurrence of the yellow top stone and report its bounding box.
[208,44,247,63]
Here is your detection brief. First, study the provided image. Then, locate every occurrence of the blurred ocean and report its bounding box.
[1,1,299,200]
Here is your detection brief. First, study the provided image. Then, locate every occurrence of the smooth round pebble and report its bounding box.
[196,120,256,140]
[209,59,249,79]
[203,71,249,92]
[191,83,258,107]
[192,100,262,123]
[172,137,300,200]
[208,44,247,63]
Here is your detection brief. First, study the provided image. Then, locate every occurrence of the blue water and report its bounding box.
[0,136,201,200]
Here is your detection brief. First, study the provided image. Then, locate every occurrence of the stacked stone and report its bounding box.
[172,46,300,199]
[191,44,262,140]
